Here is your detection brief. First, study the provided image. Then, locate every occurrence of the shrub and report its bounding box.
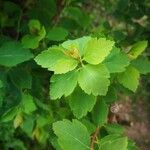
[0,0,150,150]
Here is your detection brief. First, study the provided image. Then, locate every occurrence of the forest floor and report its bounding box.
[118,96,150,150]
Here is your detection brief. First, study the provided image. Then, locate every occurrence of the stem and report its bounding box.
[78,57,84,67]
[90,126,100,150]
[16,10,23,40]
[52,0,66,26]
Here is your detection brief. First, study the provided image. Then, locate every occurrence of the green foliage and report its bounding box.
[118,66,140,92]
[99,135,128,150]
[35,46,78,74]
[0,41,33,66]
[131,57,150,74]
[69,87,96,119]
[47,27,68,41]
[53,119,90,150]
[50,70,78,99]
[78,64,110,96]
[92,99,109,126]
[0,0,150,150]
[83,38,114,65]
[105,123,125,135]
[21,93,37,114]
[104,47,130,73]
[128,41,148,59]
[21,19,46,49]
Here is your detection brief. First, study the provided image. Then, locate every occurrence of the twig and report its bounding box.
[16,9,23,40]
[52,0,68,26]
[90,126,100,150]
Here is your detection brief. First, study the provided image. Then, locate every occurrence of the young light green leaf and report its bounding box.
[104,47,130,73]
[22,20,46,49]
[47,27,68,41]
[21,93,37,114]
[69,87,96,119]
[50,70,78,100]
[0,41,33,67]
[83,38,114,65]
[118,66,140,92]
[62,36,91,56]
[34,46,78,74]
[131,57,150,74]
[92,99,108,126]
[13,112,23,129]
[37,26,46,41]
[28,19,41,33]
[53,119,90,150]
[78,64,110,96]
[99,136,128,150]
[128,41,148,59]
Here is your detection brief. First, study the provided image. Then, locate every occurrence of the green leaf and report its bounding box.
[53,119,90,150]
[50,70,78,100]
[131,57,150,74]
[118,66,140,92]
[22,20,46,49]
[37,26,46,41]
[104,47,130,73]
[51,137,63,150]
[62,36,91,56]
[69,87,96,119]
[36,116,51,127]
[13,112,23,128]
[21,93,37,114]
[92,99,108,126]
[21,116,34,137]
[1,106,19,122]
[28,19,41,33]
[83,38,114,65]
[103,87,117,104]
[81,119,96,134]
[78,64,110,96]
[99,135,128,150]
[21,35,39,49]
[105,123,125,134]
[47,27,68,41]
[0,80,3,88]
[34,46,78,74]
[0,41,33,67]
[64,7,91,28]
[127,140,138,150]
[9,67,32,89]
[128,41,148,59]
[28,0,56,26]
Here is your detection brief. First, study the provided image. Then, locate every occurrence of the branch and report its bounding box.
[90,126,100,150]
[52,0,66,26]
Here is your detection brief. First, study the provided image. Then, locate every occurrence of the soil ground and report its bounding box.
[117,96,150,150]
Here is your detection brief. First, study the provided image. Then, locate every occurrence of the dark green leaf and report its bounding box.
[0,41,33,67]
[92,99,108,126]
[47,27,68,41]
